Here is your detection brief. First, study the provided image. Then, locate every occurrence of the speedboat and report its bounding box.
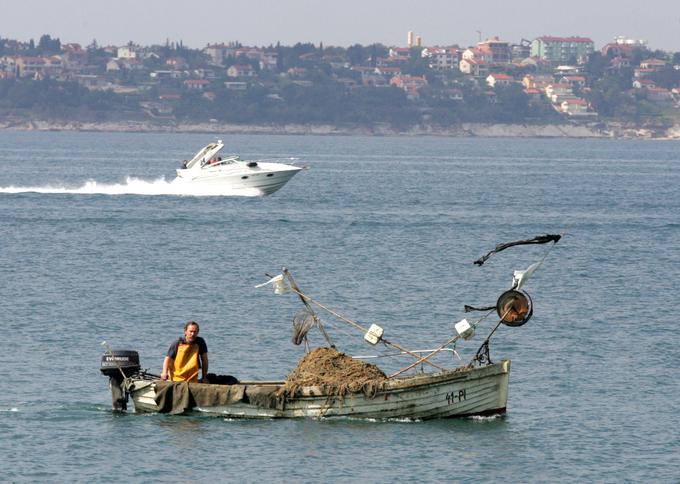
[171,140,302,195]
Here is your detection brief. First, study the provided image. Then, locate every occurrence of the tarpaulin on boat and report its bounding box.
[154,381,283,414]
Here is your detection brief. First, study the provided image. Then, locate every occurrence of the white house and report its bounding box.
[459,58,489,77]
[545,82,575,103]
[560,98,596,116]
[421,47,459,70]
[462,47,491,63]
[486,73,514,88]
[183,79,210,90]
[227,64,256,78]
[117,46,137,59]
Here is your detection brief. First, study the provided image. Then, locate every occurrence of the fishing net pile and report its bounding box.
[279,347,387,398]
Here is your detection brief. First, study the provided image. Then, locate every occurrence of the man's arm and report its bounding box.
[161,356,173,380]
[200,353,209,381]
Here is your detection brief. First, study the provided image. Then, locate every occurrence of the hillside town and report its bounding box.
[1,31,680,133]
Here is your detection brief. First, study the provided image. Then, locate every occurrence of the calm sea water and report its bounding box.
[0,131,678,482]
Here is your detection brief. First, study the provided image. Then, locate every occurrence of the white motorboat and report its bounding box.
[172,140,302,195]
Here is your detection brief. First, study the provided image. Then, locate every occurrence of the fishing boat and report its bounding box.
[171,140,302,195]
[101,234,561,420]
[106,359,509,419]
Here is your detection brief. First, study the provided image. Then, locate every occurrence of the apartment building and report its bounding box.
[531,36,594,64]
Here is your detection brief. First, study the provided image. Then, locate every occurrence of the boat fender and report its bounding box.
[364,324,384,345]
[455,319,475,340]
[247,161,258,167]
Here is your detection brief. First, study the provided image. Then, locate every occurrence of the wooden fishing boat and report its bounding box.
[118,359,509,419]
[101,234,561,420]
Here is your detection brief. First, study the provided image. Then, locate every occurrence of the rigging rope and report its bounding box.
[289,287,446,371]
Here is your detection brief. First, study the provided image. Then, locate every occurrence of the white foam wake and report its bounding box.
[0,177,263,197]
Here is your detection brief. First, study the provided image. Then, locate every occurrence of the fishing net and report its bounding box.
[279,347,387,399]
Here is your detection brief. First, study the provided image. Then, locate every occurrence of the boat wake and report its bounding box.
[470,414,504,422]
[0,177,263,197]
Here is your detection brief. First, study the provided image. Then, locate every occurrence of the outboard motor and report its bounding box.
[100,350,140,411]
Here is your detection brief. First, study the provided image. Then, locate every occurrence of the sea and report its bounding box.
[0,131,678,483]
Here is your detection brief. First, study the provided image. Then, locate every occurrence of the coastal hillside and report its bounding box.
[2,35,680,137]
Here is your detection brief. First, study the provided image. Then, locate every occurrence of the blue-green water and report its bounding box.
[0,131,678,482]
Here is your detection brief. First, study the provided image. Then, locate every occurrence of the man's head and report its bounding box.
[184,321,200,342]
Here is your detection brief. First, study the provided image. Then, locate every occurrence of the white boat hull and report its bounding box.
[126,360,510,420]
[173,162,301,196]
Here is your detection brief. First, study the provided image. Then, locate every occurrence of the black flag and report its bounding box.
[474,234,561,266]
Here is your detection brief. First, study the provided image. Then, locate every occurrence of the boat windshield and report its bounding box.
[200,155,241,168]
[185,141,224,169]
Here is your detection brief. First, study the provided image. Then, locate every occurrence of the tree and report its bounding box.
[37,34,61,55]
[346,44,365,66]
[368,43,388,66]
[588,77,630,117]
[402,48,430,76]
[649,65,680,89]
[584,52,609,84]
[494,84,531,122]
[276,43,284,72]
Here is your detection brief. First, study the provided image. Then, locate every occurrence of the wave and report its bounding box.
[0,176,263,197]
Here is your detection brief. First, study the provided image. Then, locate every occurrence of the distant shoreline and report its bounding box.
[2,119,680,139]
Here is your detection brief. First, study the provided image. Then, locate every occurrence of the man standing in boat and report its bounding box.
[161,321,209,383]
